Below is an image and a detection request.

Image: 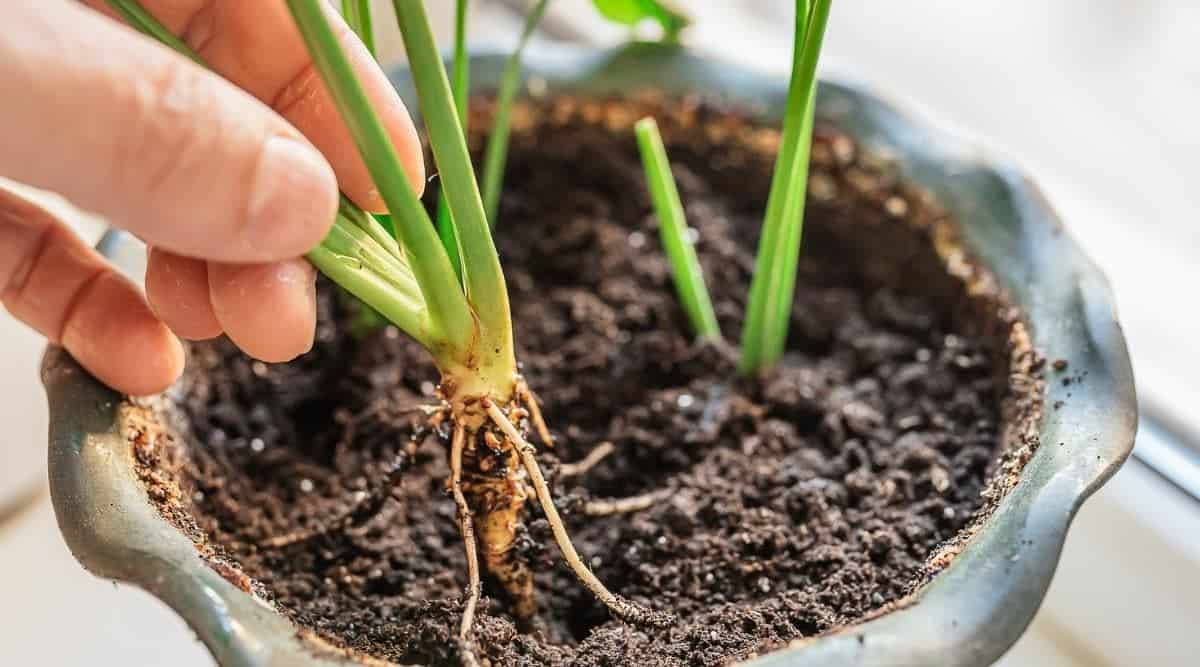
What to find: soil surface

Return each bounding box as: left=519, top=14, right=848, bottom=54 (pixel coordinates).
left=137, top=96, right=1042, bottom=666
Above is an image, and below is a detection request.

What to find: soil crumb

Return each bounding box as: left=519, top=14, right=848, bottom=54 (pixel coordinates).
left=138, top=96, right=1042, bottom=666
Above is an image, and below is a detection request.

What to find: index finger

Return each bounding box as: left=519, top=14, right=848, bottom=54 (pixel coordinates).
left=84, top=0, right=425, bottom=212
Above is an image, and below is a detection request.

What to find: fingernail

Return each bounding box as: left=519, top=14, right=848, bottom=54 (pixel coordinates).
left=247, top=136, right=337, bottom=257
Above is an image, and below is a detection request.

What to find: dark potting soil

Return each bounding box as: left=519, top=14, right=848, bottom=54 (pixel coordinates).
left=134, top=96, right=1043, bottom=666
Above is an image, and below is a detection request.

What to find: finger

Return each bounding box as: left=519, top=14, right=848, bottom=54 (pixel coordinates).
left=145, top=247, right=223, bottom=340
left=0, top=187, right=182, bottom=396
left=84, top=0, right=425, bottom=210
left=208, top=258, right=317, bottom=363
left=2, top=1, right=338, bottom=263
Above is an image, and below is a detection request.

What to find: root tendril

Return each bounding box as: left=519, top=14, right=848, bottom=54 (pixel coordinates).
left=484, top=399, right=673, bottom=628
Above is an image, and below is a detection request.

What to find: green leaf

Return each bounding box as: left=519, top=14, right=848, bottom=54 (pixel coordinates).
left=591, top=0, right=690, bottom=42
left=435, top=0, right=470, bottom=283
left=341, top=0, right=376, bottom=59
left=434, top=188, right=464, bottom=284
left=481, top=0, right=551, bottom=226
left=104, top=0, right=203, bottom=63
left=634, top=118, right=720, bottom=340
left=371, top=212, right=396, bottom=239
left=739, top=0, right=831, bottom=374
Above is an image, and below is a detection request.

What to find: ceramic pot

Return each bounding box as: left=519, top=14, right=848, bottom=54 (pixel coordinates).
left=43, top=45, right=1136, bottom=667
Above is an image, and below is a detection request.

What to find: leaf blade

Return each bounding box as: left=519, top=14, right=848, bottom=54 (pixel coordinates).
left=341, top=0, right=376, bottom=58
left=435, top=0, right=471, bottom=282
left=104, top=0, right=203, bottom=63
left=738, top=0, right=831, bottom=374
left=635, top=118, right=720, bottom=340
left=481, top=0, right=551, bottom=226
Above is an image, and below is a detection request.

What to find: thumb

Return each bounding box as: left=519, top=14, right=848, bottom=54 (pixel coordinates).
left=0, top=0, right=338, bottom=263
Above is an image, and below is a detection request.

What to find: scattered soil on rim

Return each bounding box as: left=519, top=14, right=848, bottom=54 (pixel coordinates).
left=133, top=96, right=1043, bottom=666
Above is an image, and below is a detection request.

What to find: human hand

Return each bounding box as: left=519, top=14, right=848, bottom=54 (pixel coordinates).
left=0, top=0, right=425, bottom=395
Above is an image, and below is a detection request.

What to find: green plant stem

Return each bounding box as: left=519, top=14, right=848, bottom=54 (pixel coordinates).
left=480, top=0, right=551, bottom=226
left=341, top=0, right=376, bottom=58
left=449, top=0, right=471, bottom=123
left=339, top=196, right=398, bottom=255
left=738, top=0, right=830, bottom=374
left=391, top=0, right=514, bottom=380
left=288, top=0, right=474, bottom=354
left=435, top=0, right=471, bottom=283
left=634, top=118, right=720, bottom=340
left=338, top=3, right=398, bottom=250
left=371, top=212, right=397, bottom=239
left=103, top=0, right=202, bottom=63
left=312, top=211, right=431, bottom=346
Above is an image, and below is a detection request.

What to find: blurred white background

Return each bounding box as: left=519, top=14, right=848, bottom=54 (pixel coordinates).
left=2, top=1, right=1198, bottom=665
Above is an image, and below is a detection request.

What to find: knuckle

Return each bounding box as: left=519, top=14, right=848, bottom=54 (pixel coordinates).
left=56, top=268, right=108, bottom=344
left=273, top=18, right=354, bottom=116
left=0, top=220, right=104, bottom=342
left=0, top=215, right=54, bottom=308
left=271, top=62, right=321, bottom=119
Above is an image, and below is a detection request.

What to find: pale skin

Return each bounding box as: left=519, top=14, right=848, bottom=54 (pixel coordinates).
left=0, top=0, right=427, bottom=395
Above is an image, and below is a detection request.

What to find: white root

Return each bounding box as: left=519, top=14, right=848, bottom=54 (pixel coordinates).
left=516, top=377, right=554, bottom=447
left=449, top=423, right=482, bottom=651
left=583, top=488, right=674, bottom=516
left=449, top=424, right=481, bottom=639
left=484, top=400, right=671, bottom=627
left=558, top=441, right=616, bottom=478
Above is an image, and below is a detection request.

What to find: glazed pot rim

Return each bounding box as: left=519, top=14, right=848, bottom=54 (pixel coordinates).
left=42, top=43, right=1136, bottom=667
